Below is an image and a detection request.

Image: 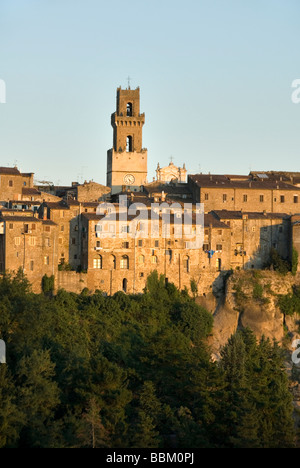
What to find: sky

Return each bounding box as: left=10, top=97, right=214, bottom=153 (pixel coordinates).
left=0, top=0, right=300, bottom=186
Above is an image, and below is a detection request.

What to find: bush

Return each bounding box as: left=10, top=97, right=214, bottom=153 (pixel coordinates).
left=41, top=275, right=55, bottom=294
left=268, top=248, right=290, bottom=275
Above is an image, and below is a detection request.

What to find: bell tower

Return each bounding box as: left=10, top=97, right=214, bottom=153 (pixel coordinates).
left=107, top=86, right=148, bottom=194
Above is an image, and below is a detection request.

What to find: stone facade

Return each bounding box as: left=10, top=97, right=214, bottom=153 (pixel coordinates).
left=156, top=161, right=187, bottom=183
left=0, top=209, right=58, bottom=292
left=0, top=167, right=34, bottom=202
left=188, top=174, right=300, bottom=214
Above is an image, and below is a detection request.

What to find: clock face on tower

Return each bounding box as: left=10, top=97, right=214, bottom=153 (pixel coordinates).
left=124, top=174, right=135, bottom=185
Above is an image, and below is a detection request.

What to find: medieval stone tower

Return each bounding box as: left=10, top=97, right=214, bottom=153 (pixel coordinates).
left=106, top=86, right=148, bottom=194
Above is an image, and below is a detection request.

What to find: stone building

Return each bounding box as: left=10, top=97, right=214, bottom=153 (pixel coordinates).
left=107, top=87, right=148, bottom=194
left=155, top=161, right=187, bottom=183
left=79, top=200, right=232, bottom=295
left=0, top=167, right=34, bottom=202
left=188, top=173, right=300, bottom=214
left=0, top=209, right=58, bottom=291
left=211, top=210, right=290, bottom=270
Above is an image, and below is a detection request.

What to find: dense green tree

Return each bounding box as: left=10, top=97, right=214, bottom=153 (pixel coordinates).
left=0, top=271, right=296, bottom=448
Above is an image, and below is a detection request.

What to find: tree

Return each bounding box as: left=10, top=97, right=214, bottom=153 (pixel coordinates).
left=16, top=350, right=60, bottom=447
left=77, top=398, right=109, bottom=448
left=219, top=329, right=295, bottom=448
left=0, top=366, right=23, bottom=448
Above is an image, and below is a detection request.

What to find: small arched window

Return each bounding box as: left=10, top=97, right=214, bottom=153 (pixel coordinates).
left=93, top=255, right=102, bottom=269
left=126, top=136, right=133, bottom=152
left=183, top=255, right=190, bottom=273
left=120, top=255, right=129, bottom=269
left=138, top=255, right=145, bottom=264
left=126, top=102, right=133, bottom=116
left=122, top=278, right=128, bottom=293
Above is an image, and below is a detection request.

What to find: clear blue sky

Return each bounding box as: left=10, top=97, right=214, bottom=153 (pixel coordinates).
left=0, top=0, right=300, bottom=186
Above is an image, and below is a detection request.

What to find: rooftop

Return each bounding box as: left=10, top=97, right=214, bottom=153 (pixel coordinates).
left=189, top=174, right=300, bottom=191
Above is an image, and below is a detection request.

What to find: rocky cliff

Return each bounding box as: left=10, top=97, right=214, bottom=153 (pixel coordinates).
left=197, top=269, right=300, bottom=435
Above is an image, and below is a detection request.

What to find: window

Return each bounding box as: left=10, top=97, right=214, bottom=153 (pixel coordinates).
left=122, top=241, right=129, bottom=249
left=279, top=226, right=283, bottom=233
left=217, top=230, right=222, bottom=235
left=126, top=102, right=133, bottom=116
left=294, top=196, right=298, bottom=204
left=72, top=238, right=76, bottom=245
left=252, top=226, right=256, bottom=232
left=14, top=237, right=20, bottom=246
left=31, top=224, right=36, bottom=231
left=138, top=255, right=145, bottom=264
left=30, top=260, right=34, bottom=271
left=9, top=223, right=13, bottom=230
left=126, top=135, right=133, bottom=152
left=24, top=224, right=29, bottom=233
left=45, top=226, right=50, bottom=232
left=204, top=229, right=209, bottom=236
left=120, top=255, right=129, bottom=269
left=58, top=237, right=63, bottom=245
left=204, top=193, right=209, bottom=201
left=183, top=256, right=189, bottom=273
left=8, top=180, right=13, bottom=187
left=96, top=240, right=101, bottom=248
left=260, top=195, right=264, bottom=202
left=44, top=256, right=49, bottom=265
left=155, top=240, right=159, bottom=248
left=61, top=225, right=64, bottom=232
left=151, top=255, right=158, bottom=264
left=166, top=249, right=172, bottom=263
left=121, top=225, right=129, bottom=233
left=203, top=243, right=209, bottom=251
left=29, top=237, right=36, bottom=246
left=93, top=256, right=102, bottom=269
left=45, top=238, right=50, bottom=247
left=138, top=239, right=143, bottom=247
left=243, top=195, right=248, bottom=202
left=216, top=244, right=222, bottom=251
left=280, top=195, right=285, bottom=203
left=223, top=194, right=227, bottom=202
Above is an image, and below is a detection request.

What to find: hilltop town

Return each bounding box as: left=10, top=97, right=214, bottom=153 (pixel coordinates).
left=1, top=86, right=300, bottom=295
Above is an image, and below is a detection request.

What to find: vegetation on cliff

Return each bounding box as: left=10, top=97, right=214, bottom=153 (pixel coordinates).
left=0, top=270, right=296, bottom=448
